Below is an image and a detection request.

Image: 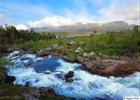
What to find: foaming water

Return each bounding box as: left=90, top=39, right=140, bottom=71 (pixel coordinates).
left=5, top=51, right=140, bottom=100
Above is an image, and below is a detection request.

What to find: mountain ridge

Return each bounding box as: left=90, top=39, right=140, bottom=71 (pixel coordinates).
left=30, top=21, right=134, bottom=32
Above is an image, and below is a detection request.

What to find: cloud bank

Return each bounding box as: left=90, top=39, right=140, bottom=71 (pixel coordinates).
left=0, top=0, right=139, bottom=30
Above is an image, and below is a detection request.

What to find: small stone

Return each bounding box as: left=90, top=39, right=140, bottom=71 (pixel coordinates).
left=75, top=47, right=83, bottom=53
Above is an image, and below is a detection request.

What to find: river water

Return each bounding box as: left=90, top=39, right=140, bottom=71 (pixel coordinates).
left=4, top=51, right=140, bottom=100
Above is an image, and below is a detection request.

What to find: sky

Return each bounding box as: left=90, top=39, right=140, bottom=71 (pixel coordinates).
left=0, top=0, right=139, bottom=29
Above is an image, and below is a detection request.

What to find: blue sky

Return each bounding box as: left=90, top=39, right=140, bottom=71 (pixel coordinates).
left=0, top=0, right=139, bottom=29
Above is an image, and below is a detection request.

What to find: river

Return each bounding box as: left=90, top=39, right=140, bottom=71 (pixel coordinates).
left=4, top=51, right=140, bottom=100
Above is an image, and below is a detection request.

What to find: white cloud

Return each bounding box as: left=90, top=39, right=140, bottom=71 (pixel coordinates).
left=28, top=16, right=74, bottom=27
left=14, top=0, right=140, bottom=30
left=98, top=0, right=140, bottom=24
left=15, top=15, right=98, bottom=30
left=15, top=24, right=29, bottom=30
left=15, top=16, right=74, bottom=30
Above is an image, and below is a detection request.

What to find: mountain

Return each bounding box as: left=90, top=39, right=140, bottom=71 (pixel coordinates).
left=30, top=21, right=133, bottom=33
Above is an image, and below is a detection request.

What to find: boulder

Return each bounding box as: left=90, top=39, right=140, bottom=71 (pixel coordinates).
left=46, top=87, right=56, bottom=94
left=37, top=48, right=50, bottom=57
left=65, top=71, right=74, bottom=79
left=4, top=76, right=15, bottom=84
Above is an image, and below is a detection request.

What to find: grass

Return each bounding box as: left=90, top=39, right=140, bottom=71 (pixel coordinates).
left=18, top=32, right=128, bottom=57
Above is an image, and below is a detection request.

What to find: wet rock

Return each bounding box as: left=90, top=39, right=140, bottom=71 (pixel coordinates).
left=0, top=45, right=15, bottom=53
left=12, top=52, right=21, bottom=57
left=34, top=58, right=60, bottom=73
left=55, top=73, right=65, bottom=80
left=25, top=81, right=32, bottom=87
left=84, top=62, right=93, bottom=70
left=44, top=71, right=51, bottom=74
left=4, top=76, right=15, bottom=84
left=20, top=57, right=29, bottom=61
left=20, top=50, right=27, bottom=54
left=24, top=62, right=32, bottom=67
left=63, top=56, right=77, bottom=63
left=65, top=71, right=74, bottom=83
left=112, top=63, right=140, bottom=76
left=46, top=87, right=56, bottom=94
left=66, top=78, right=73, bottom=83
left=40, top=87, right=56, bottom=95
left=65, top=71, right=74, bottom=79
left=37, top=48, right=50, bottom=57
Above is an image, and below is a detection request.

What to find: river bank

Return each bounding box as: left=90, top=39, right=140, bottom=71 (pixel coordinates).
left=2, top=50, right=140, bottom=100
left=36, top=47, right=140, bottom=77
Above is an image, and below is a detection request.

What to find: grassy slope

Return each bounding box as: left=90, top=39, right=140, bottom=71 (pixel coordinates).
left=19, top=31, right=139, bottom=56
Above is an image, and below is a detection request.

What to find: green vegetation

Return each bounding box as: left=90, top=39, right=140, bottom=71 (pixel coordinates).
left=0, top=25, right=140, bottom=57
left=17, top=26, right=140, bottom=56
left=0, top=25, right=56, bottom=44
left=0, top=84, right=28, bottom=100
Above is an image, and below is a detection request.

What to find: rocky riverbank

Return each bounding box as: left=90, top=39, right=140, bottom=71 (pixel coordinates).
left=0, top=47, right=75, bottom=100
left=1, top=44, right=140, bottom=77
left=37, top=48, right=140, bottom=77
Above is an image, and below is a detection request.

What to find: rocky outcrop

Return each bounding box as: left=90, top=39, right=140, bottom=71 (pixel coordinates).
left=37, top=47, right=140, bottom=77
left=37, top=48, right=65, bottom=57
left=0, top=45, right=15, bottom=53
left=4, top=76, right=16, bottom=84
left=77, top=55, right=140, bottom=77
left=0, top=67, right=15, bottom=85
left=65, top=71, right=74, bottom=82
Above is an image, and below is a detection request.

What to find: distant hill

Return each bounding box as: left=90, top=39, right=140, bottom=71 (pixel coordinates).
left=30, top=21, right=133, bottom=33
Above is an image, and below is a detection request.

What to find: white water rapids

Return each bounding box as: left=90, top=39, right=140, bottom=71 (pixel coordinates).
left=4, top=51, right=140, bottom=100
